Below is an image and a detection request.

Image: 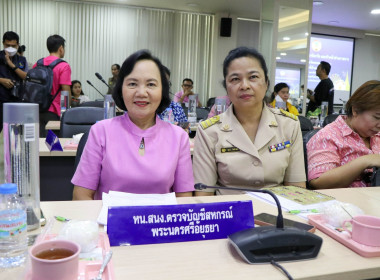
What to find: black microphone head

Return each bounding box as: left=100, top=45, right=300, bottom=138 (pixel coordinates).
left=86, top=80, right=93, bottom=86
left=194, top=183, right=207, bottom=190
left=95, top=72, right=103, bottom=80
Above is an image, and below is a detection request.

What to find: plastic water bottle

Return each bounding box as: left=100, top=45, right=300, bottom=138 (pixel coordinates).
left=163, top=108, right=174, bottom=123
left=0, top=183, right=27, bottom=268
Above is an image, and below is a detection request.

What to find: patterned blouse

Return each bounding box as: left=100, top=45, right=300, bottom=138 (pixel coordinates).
left=158, top=101, right=188, bottom=123
left=307, top=115, right=380, bottom=187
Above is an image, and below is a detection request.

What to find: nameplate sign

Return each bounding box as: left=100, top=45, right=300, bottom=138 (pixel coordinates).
left=107, top=201, right=254, bottom=246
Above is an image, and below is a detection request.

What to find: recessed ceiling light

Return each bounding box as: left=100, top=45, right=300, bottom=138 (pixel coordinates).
left=300, top=59, right=306, bottom=63
left=276, top=57, right=281, bottom=60
left=305, top=32, right=309, bottom=36
left=313, top=1, right=324, bottom=6
left=283, top=37, right=290, bottom=41
left=371, top=9, right=380, bottom=14
left=280, top=53, right=287, bottom=56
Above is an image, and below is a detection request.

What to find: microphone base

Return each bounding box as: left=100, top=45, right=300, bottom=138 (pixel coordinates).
left=228, top=226, right=322, bottom=264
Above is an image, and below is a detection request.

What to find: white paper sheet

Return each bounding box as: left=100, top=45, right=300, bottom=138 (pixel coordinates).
left=97, top=191, right=178, bottom=225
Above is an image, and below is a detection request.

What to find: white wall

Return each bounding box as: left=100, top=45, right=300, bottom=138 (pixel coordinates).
left=352, top=34, right=380, bottom=92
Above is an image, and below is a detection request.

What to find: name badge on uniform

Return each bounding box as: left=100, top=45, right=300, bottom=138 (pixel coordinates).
left=221, top=147, right=240, bottom=153
left=268, top=140, right=292, bottom=153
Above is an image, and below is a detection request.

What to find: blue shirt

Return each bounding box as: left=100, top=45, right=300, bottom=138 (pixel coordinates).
left=159, top=101, right=188, bottom=123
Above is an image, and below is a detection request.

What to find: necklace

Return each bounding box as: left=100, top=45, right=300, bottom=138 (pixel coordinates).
left=139, top=137, right=145, bottom=156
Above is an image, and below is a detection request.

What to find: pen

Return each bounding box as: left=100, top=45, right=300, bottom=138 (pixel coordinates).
left=54, top=215, right=70, bottom=222
left=288, top=209, right=318, bottom=214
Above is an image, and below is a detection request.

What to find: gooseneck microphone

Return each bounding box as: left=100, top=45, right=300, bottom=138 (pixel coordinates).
left=195, top=183, right=284, bottom=228
left=194, top=183, right=322, bottom=264
left=86, top=80, right=105, bottom=98
left=95, top=72, right=111, bottom=89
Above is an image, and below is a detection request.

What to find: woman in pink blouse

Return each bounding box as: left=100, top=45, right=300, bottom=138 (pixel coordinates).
left=307, top=80, right=380, bottom=189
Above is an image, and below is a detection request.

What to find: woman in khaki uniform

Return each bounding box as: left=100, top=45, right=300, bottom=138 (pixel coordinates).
left=193, top=47, right=306, bottom=195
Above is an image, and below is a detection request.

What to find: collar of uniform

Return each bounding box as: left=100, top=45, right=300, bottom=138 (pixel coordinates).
left=254, top=105, right=276, bottom=150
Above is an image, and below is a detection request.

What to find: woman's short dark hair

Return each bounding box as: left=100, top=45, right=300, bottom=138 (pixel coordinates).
left=112, top=64, right=120, bottom=70
left=346, top=80, right=380, bottom=117
left=222, top=47, right=269, bottom=89
left=112, top=49, right=170, bottom=115
left=70, top=80, right=84, bottom=95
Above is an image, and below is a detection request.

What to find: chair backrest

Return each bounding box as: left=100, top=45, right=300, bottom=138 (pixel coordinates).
left=59, top=107, right=104, bottom=138
left=74, top=130, right=90, bottom=170
left=298, top=116, right=314, bottom=135
left=79, top=100, right=104, bottom=108
left=196, top=107, right=210, bottom=121
left=303, top=129, right=319, bottom=188
left=206, top=97, right=216, bottom=109
left=371, top=167, right=380, bottom=187
left=322, top=114, right=341, bottom=127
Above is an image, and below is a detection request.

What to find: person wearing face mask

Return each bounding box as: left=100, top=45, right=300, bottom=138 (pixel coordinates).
left=0, top=31, right=28, bottom=132
left=269, top=82, right=299, bottom=116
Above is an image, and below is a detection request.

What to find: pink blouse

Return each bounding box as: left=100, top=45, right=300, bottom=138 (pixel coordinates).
left=307, top=115, right=380, bottom=188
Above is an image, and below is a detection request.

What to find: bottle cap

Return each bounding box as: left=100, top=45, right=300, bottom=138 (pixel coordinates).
left=3, top=103, right=39, bottom=124
left=0, top=183, right=18, bottom=194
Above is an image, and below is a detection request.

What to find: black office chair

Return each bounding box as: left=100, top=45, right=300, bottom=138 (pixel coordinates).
left=322, top=114, right=341, bottom=127
left=60, top=107, right=104, bottom=138
left=79, top=100, right=104, bottom=108
left=196, top=107, right=210, bottom=121
left=206, top=97, right=216, bottom=109
left=74, top=130, right=90, bottom=170
left=371, top=167, right=380, bottom=186
left=303, top=129, right=319, bottom=189
left=298, top=116, right=314, bottom=136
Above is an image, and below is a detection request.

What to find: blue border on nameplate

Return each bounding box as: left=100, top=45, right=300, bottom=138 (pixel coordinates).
left=107, top=201, right=254, bottom=246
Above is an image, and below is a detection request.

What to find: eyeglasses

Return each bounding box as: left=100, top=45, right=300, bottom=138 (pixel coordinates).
left=182, top=84, right=193, bottom=88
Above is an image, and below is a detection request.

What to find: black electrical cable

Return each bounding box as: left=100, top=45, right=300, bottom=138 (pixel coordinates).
left=270, top=260, right=293, bottom=280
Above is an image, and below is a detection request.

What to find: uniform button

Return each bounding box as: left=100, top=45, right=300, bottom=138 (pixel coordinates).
left=253, top=161, right=259, bottom=166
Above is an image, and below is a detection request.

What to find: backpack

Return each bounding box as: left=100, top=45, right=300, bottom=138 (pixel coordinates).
left=23, top=58, right=65, bottom=112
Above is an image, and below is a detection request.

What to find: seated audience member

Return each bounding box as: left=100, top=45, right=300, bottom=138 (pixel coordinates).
left=107, top=63, right=120, bottom=95
left=307, top=80, right=380, bottom=189
left=269, top=82, right=299, bottom=116
left=207, top=95, right=231, bottom=118
left=174, top=78, right=202, bottom=107
left=70, top=80, right=90, bottom=107
left=159, top=66, right=188, bottom=124
left=72, top=50, right=194, bottom=200
left=193, top=47, right=306, bottom=196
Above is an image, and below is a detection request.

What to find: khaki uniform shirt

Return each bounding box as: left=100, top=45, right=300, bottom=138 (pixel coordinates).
left=193, top=104, right=306, bottom=194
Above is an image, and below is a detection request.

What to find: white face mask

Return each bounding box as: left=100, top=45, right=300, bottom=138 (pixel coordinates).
left=4, top=47, right=17, bottom=57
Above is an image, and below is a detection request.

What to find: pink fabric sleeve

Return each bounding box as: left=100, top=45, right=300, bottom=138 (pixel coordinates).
left=172, top=130, right=195, bottom=193
left=307, top=131, right=341, bottom=181
left=58, top=63, right=72, bottom=85
left=173, top=91, right=182, bottom=103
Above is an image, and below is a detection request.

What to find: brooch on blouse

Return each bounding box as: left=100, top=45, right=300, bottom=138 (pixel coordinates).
left=268, top=140, right=292, bottom=153
left=139, top=137, right=145, bottom=156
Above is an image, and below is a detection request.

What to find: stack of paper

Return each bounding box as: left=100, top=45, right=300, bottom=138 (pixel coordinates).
left=97, top=191, right=178, bottom=225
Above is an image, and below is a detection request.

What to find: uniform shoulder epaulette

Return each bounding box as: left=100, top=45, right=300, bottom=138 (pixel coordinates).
left=200, top=115, right=220, bottom=130
left=279, top=108, right=298, bottom=121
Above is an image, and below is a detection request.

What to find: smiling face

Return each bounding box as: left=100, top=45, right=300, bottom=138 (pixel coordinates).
left=225, top=56, right=268, bottom=111
left=111, top=65, right=119, bottom=78
left=122, top=59, right=162, bottom=128
left=351, top=109, right=380, bottom=138
left=277, top=87, right=290, bottom=102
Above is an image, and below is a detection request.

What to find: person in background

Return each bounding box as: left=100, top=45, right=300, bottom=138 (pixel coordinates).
left=72, top=49, right=194, bottom=200
left=193, top=47, right=306, bottom=196
left=207, top=95, right=231, bottom=118
left=36, top=34, right=71, bottom=137
left=17, top=45, right=28, bottom=71
left=174, top=78, right=202, bottom=107
left=70, top=80, right=90, bottom=107
left=0, top=31, right=28, bottom=133
left=269, top=82, right=299, bottom=116
left=307, top=80, right=380, bottom=189
left=159, top=66, right=188, bottom=124
left=107, top=63, right=120, bottom=95
left=306, top=61, right=334, bottom=115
